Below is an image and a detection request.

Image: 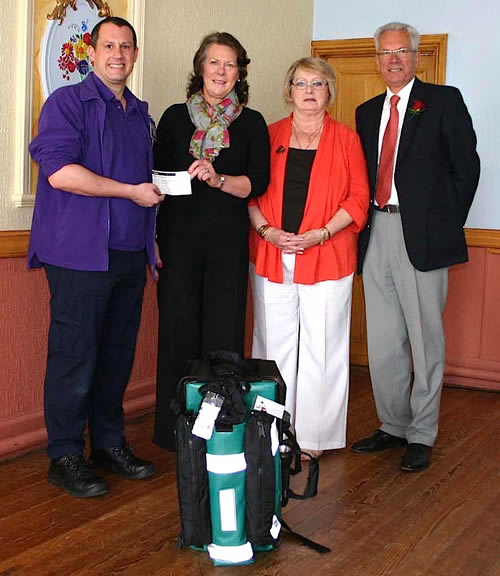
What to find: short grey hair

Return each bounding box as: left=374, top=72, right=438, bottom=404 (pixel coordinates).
left=374, top=22, right=420, bottom=52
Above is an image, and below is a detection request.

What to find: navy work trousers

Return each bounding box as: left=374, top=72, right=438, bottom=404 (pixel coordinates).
left=43, top=250, right=146, bottom=460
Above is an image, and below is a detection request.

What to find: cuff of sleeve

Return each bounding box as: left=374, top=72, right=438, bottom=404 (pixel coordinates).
left=39, top=157, right=75, bottom=180
left=340, top=200, right=367, bottom=232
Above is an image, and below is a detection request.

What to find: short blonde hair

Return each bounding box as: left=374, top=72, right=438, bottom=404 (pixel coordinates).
left=283, top=57, right=336, bottom=107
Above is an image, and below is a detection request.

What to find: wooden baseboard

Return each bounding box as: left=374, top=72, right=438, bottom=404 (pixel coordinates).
left=2, top=228, right=498, bottom=260
left=0, top=230, right=30, bottom=259
left=444, top=374, right=500, bottom=392
left=465, top=228, right=500, bottom=249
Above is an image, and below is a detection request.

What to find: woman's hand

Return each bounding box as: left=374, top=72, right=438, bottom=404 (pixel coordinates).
left=270, top=228, right=328, bottom=253
left=266, top=228, right=304, bottom=254
left=188, top=159, right=221, bottom=188
left=295, top=229, right=325, bottom=250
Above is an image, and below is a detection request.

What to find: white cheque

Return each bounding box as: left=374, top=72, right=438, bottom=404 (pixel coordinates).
left=152, top=170, right=192, bottom=196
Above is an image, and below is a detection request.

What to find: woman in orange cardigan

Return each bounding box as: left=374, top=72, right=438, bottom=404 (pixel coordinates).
left=249, top=57, right=369, bottom=458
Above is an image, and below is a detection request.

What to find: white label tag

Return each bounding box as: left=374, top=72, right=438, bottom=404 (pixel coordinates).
left=270, top=514, right=281, bottom=540
left=192, top=392, right=224, bottom=440
left=254, top=395, right=285, bottom=420
left=219, top=489, right=237, bottom=532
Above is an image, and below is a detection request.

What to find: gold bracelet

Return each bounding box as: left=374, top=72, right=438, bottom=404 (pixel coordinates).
left=257, top=224, right=271, bottom=238
left=319, top=227, right=327, bottom=246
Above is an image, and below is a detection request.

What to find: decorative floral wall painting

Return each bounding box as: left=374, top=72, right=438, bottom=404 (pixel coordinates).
left=40, top=1, right=106, bottom=98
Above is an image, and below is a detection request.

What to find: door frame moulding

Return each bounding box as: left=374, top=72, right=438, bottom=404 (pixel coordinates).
left=311, top=35, right=448, bottom=86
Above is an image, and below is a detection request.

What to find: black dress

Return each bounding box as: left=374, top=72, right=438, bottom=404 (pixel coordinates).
left=153, top=103, right=270, bottom=450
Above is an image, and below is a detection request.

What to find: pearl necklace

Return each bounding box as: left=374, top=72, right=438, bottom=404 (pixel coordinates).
left=292, top=120, right=324, bottom=150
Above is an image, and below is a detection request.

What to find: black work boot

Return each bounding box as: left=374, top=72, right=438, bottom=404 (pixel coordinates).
left=48, top=453, right=109, bottom=498
left=90, top=444, right=155, bottom=479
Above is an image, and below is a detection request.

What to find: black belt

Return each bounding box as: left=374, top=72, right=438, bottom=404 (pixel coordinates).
left=374, top=204, right=401, bottom=213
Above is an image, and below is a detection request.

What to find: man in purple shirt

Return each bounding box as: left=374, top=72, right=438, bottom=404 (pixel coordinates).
left=29, top=17, right=164, bottom=498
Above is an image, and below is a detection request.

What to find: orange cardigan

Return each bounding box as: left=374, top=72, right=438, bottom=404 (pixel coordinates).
left=249, top=114, right=369, bottom=284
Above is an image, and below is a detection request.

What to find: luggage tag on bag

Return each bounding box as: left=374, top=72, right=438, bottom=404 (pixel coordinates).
left=192, top=391, right=224, bottom=440
left=254, top=395, right=287, bottom=420
left=270, top=514, right=282, bottom=540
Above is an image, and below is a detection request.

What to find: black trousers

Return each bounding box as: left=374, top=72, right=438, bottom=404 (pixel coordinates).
left=44, top=250, right=146, bottom=460
left=153, top=223, right=249, bottom=451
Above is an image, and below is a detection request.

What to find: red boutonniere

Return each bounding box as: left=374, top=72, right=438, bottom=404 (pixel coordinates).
left=408, top=99, right=426, bottom=117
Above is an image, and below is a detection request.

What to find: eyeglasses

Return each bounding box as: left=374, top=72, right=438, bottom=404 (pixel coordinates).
left=290, top=79, right=328, bottom=90
left=376, top=48, right=416, bottom=58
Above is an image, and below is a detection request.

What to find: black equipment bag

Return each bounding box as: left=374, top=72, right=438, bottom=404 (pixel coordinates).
left=175, top=412, right=211, bottom=548
left=174, top=351, right=329, bottom=562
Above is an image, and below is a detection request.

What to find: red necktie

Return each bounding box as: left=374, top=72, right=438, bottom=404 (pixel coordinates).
left=376, top=94, right=400, bottom=208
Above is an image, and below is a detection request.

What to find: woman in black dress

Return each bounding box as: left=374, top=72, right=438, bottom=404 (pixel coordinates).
left=153, top=32, right=270, bottom=450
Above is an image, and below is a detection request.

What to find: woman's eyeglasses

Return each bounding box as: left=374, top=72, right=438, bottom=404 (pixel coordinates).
left=291, top=79, right=328, bottom=90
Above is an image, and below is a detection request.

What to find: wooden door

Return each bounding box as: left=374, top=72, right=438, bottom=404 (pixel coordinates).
left=311, top=35, right=448, bottom=365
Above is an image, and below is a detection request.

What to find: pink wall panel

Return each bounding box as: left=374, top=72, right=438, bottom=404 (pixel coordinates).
left=444, top=246, right=500, bottom=390
left=444, top=247, right=485, bottom=361
left=481, top=251, right=500, bottom=361
left=0, top=258, right=158, bottom=458
left=0, top=261, right=48, bottom=419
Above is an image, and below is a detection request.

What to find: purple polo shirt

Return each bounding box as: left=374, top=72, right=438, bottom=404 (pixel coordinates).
left=28, top=73, right=155, bottom=271
left=94, top=76, right=149, bottom=251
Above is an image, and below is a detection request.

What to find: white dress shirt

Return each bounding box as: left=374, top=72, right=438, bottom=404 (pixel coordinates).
left=377, top=78, right=415, bottom=206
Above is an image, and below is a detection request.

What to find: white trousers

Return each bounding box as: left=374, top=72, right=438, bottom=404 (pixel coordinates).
left=250, top=254, right=353, bottom=450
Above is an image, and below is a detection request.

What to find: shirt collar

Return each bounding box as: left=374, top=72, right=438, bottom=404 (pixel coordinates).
left=386, top=77, right=415, bottom=104
left=91, top=73, right=136, bottom=110
left=91, top=73, right=116, bottom=102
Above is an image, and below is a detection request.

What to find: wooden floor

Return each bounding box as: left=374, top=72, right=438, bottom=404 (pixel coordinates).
left=1, top=367, right=499, bottom=576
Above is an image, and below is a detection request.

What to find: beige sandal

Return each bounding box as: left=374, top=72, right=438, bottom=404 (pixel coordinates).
left=301, top=449, right=323, bottom=461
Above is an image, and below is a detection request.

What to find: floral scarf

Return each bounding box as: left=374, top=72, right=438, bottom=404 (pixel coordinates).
left=186, top=90, right=242, bottom=161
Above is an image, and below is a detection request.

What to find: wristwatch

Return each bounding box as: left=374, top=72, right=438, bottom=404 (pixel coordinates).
left=218, top=175, right=226, bottom=189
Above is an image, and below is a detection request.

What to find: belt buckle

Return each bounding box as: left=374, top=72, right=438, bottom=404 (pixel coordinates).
left=377, top=204, right=399, bottom=213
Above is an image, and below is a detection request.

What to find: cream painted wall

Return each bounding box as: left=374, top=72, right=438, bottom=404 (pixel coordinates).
left=0, top=1, right=32, bottom=231
left=0, top=0, right=313, bottom=232
left=143, top=0, right=314, bottom=125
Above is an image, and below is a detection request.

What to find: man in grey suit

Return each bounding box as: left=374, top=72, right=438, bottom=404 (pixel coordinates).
left=352, top=22, right=480, bottom=471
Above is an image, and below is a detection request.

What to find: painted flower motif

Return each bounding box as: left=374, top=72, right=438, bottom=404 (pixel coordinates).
left=57, top=20, right=93, bottom=83
left=75, top=39, right=88, bottom=60
left=62, top=42, right=74, bottom=57
left=77, top=59, right=90, bottom=75
left=408, top=99, right=426, bottom=117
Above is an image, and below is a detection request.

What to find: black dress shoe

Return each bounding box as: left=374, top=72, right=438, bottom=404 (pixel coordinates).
left=351, top=429, right=408, bottom=453
left=400, top=443, right=432, bottom=472
left=90, top=444, right=155, bottom=479
left=48, top=453, right=109, bottom=498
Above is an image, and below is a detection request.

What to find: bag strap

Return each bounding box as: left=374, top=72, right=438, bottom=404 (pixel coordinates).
left=279, top=425, right=328, bottom=554
left=280, top=518, right=331, bottom=554
left=288, top=456, right=319, bottom=500
left=280, top=426, right=320, bottom=502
